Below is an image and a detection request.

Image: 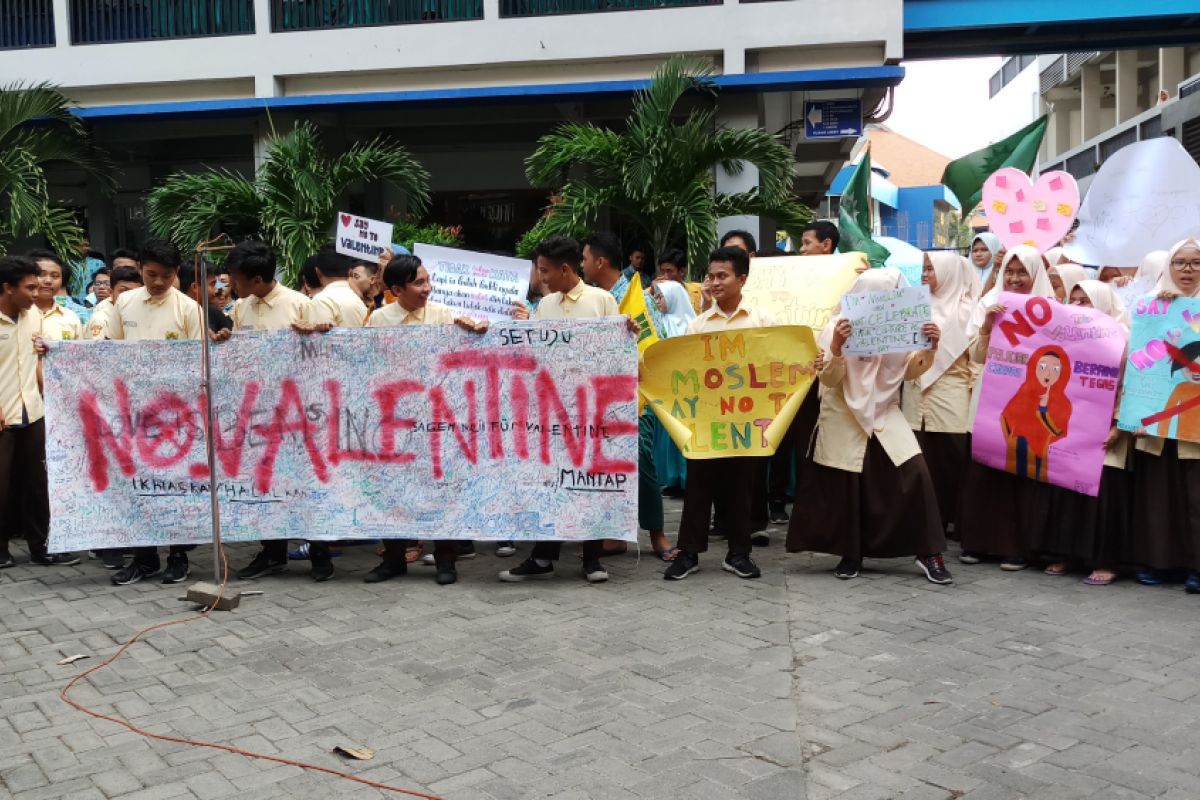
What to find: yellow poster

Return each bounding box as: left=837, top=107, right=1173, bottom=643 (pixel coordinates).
left=640, top=326, right=819, bottom=459
left=741, top=253, right=866, bottom=331
left=618, top=273, right=659, bottom=354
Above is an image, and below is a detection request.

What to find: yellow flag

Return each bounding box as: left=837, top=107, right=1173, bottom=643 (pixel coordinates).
left=639, top=326, right=819, bottom=459
left=619, top=273, right=659, bottom=354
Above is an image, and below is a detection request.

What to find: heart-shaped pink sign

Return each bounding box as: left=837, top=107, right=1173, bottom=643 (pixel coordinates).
left=339, top=213, right=352, bottom=227
left=981, top=168, right=1080, bottom=253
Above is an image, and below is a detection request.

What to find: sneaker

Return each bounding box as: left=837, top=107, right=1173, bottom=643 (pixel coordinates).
left=916, top=555, right=953, bottom=585
left=958, top=552, right=982, bottom=565
left=420, top=552, right=435, bottom=566
left=1137, top=568, right=1188, bottom=586
left=435, top=560, right=458, bottom=586
left=664, top=551, right=700, bottom=581
left=581, top=558, right=608, bottom=584
left=999, top=559, right=1028, bottom=572
left=495, top=541, right=517, bottom=557
left=310, top=557, right=335, bottom=582
left=499, top=557, right=554, bottom=582
left=363, top=560, right=406, bottom=583
left=768, top=502, right=790, bottom=524
left=288, top=543, right=310, bottom=560
left=834, top=557, right=861, bottom=579
left=112, top=561, right=158, bottom=586
left=1185, top=572, right=1200, bottom=594
left=99, top=550, right=126, bottom=570
left=161, top=555, right=190, bottom=584
left=237, top=551, right=287, bottom=580
left=31, top=553, right=81, bottom=566
left=723, top=553, right=761, bottom=579
left=0, top=552, right=14, bottom=569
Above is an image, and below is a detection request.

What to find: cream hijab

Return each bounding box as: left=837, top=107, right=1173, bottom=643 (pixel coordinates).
left=1075, top=279, right=1131, bottom=332
left=1135, top=250, right=1169, bottom=284
left=921, top=252, right=979, bottom=390
left=1050, top=262, right=1089, bottom=301
left=822, top=268, right=911, bottom=435
left=967, top=245, right=1054, bottom=339
left=1154, top=238, right=1200, bottom=297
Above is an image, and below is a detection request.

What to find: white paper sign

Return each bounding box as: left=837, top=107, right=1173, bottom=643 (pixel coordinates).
left=415, top=244, right=533, bottom=322
left=1064, top=138, right=1200, bottom=268
left=335, top=212, right=394, bottom=260
left=1114, top=276, right=1156, bottom=310
left=842, top=285, right=932, bottom=356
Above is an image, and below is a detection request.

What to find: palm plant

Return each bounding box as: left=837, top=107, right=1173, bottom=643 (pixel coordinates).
left=147, top=121, right=430, bottom=286
left=526, top=56, right=812, bottom=276
left=0, top=83, right=114, bottom=258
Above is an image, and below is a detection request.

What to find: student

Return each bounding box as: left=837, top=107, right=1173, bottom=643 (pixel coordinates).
left=720, top=229, right=757, bottom=256
left=28, top=251, right=84, bottom=341
left=106, top=240, right=204, bottom=586
left=1048, top=262, right=1088, bottom=302
left=348, top=259, right=384, bottom=311
left=901, top=253, right=980, bottom=537
left=958, top=245, right=1055, bottom=570
left=787, top=268, right=951, bottom=584
left=0, top=256, right=80, bottom=571
left=664, top=246, right=776, bottom=582
left=1135, top=250, right=1169, bottom=286
left=86, top=267, right=141, bottom=340
left=1131, top=238, right=1200, bottom=593
left=499, top=236, right=626, bottom=584
left=798, top=221, right=840, bottom=256
left=308, top=250, right=369, bottom=328
left=363, top=255, right=489, bottom=586
left=623, top=245, right=647, bottom=280
left=177, top=261, right=233, bottom=333
left=969, top=233, right=1003, bottom=289
left=108, top=248, right=140, bottom=272
left=86, top=268, right=111, bottom=308
left=299, top=257, right=323, bottom=298
left=655, top=249, right=702, bottom=313
left=649, top=280, right=695, bottom=502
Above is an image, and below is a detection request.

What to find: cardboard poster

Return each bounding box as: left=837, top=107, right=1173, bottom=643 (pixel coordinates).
left=841, top=285, right=932, bottom=356
left=414, top=244, right=533, bottom=322
left=1117, top=296, right=1200, bottom=442
left=741, top=253, right=865, bottom=331
left=335, top=212, right=394, bottom=260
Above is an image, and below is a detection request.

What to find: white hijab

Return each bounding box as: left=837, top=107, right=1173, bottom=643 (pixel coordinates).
left=1154, top=238, right=1200, bottom=297
left=921, top=252, right=979, bottom=390
left=655, top=280, right=695, bottom=338
left=967, top=245, right=1054, bottom=339
left=1136, top=250, right=1169, bottom=284
left=822, top=268, right=910, bottom=435
left=1074, top=279, right=1130, bottom=332
left=1050, top=262, right=1089, bottom=301
left=1044, top=246, right=1066, bottom=266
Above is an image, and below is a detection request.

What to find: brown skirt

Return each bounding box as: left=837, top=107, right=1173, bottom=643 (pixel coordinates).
left=1029, top=466, right=1132, bottom=568
left=958, top=460, right=1040, bottom=559
left=787, top=437, right=946, bottom=560
left=1131, top=443, right=1200, bottom=571
left=915, top=430, right=968, bottom=533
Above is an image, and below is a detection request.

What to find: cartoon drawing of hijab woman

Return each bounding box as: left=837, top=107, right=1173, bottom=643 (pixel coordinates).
left=1001, top=345, right=1073, bottom=481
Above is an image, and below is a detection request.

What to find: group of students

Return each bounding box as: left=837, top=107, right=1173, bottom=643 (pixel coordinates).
left=2, top=225, right=1199, bottom=595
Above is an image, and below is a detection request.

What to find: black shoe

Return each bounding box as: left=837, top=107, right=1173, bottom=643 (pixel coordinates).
left=834, top=557, right=861, bottom=579
left=751, top=532, right=770, bottom=547
left=723, top=553, right=761, bottom=579
left=768, top=503, right=790, bottom=524
left=498, top=557, right=554, bottom=582
left=915, top=555, right=953, bottom=585
left=435, top=560, right=458, bottom=585
left=664, top=551, right=700, bottom=581
left=0, top=551, right=14, bottom=569
left=581, top=558, right=608, bottom=584
left=112, top=561, right=159, bottom=586
left=364, top=560, right=406, bottom=583
left=458, top=542, right=476, bottom=559
left=98, top=550, right=126, bottom=570
left=161, top=555, right=189, bottom=584
left=311, top=557, right=335, bottom=582
left=237, top=551, right=287, bottom=580
left=31, top=552, right=81, bottom=566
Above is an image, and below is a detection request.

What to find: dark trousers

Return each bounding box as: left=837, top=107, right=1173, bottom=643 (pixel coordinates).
left=678, top=457, right=757, bottom=556
left=715, top=458, right=768, bottom=533
left=529, top=540, right=605, bottom=562
left=133, top=544, right=194, bottom=569
left=262, top=540, right=330, bottom=562
left=382, top=539, right=457, bottom=563
left=638, top=413, right=664, bottom=532
left=0, top=419, right=50, bottom=558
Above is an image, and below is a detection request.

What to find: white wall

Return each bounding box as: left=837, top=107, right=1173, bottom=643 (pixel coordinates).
left=985, top=62, right=1040, bottom=143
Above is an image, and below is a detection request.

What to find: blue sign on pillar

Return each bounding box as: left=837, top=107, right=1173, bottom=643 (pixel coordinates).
left=804, top=99, right=864, bottom=139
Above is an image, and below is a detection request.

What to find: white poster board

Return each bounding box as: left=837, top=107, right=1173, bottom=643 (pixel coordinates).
left=415, top=244, right=533, bottom=322
left=334, top=212, right=394, bottom=260
left=841, top=285, right=932, bottom=356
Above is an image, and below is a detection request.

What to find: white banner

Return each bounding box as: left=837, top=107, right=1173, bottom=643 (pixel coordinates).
left=415, top=244, right=533, bottom=322
left=335, top=211, right=395, bottom=260
left=841, top=285, right=932, bottom=356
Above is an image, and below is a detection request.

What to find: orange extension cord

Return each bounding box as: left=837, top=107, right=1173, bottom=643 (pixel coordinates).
left=59, top=546, right=443, bottom=800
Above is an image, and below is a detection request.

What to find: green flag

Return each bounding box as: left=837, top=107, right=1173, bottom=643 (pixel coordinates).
left=837, top=150, right=890, bottom=267
left=941, top=115, right=1049, bottom=210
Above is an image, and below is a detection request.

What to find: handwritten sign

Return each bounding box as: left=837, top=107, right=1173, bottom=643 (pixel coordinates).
left=841, top=285, right=931, bottom=356
left=414, top=244, right=533, bottom=322
left=1114, top=277, right=1156, bottom=310
left=1117, top=296, right=1200, bottom=442
left=335, top=212, right=394, bottom=260
left=639, top=326, right=818, bottom=459
left=43, top=320, right=638, bottom=551
left=742, top=254, right=864, bottom=331
left=972, top=292, right=1127, bottom=495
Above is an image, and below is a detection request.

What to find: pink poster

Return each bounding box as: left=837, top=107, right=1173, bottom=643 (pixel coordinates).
left=971, top=292, right=1127, bottom=496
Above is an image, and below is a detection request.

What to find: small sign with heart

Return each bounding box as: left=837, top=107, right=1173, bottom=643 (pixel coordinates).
left=981, top=168, right=1080, bottom=253
left=334, top=211, right=394, bottom=261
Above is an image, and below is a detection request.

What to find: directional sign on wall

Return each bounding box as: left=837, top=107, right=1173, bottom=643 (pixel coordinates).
left=804, top=99, right=863, bottom=140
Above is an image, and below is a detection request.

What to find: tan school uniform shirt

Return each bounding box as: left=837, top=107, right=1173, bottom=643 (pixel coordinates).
left=39, top=303, right=83, bottom=342
left=901, top=352, right=974, bottom=434
left=367, top=300, right=457, bottom=327
left=85, top=298, right=113, bottom=340
left=310, top=280, right=368, bottom=328
left=815, top=350, right=935, bottom=473
left=232, top=282, right=311, bottom=332
left=108, top=287, right=203, bottom=341
left=0, top=307, right=45, bottom=426
left=685, top=300, right=776, bottom=334
left=534, top=281, right=619, bottom=320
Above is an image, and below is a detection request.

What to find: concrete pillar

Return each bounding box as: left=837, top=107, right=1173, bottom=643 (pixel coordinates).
left=1080, top=64, right=1102, bottom=142
left=1160, top=47, right=1186, bottom=100
left=715, top=95, right=762, bottom=247
left=483, top=0, right=499, bottom=19
left=1115, top=50, right=1139, bottom=124
left=1052, top=102, right=1075, bottom=157
left=51, top=0, right=69, bottom=46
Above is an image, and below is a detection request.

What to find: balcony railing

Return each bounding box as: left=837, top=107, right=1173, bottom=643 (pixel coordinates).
left=272, top=0, right=481, bottom=30
left=70, top=0, right=254, bottom=44
left=1, top=0, right=55, bottom=48
left=500, top=0, right=717, bottom=18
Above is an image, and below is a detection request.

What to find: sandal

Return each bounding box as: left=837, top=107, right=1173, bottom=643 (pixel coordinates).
left=1084, top=570, right=1116, bottom=586
left=1044, top=562, right=1068, bottom=576
left=405, top=546, right=422, bottom=563
left=654, top=548, right=681, bottom=562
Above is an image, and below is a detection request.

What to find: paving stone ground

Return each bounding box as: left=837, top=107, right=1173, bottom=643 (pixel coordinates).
left=1, top=498, right=1197, bottom=799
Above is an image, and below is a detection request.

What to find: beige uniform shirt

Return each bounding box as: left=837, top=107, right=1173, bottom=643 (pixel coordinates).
left=0, top=307, right=45, bottom=426
left=368, top=300, right=456, bottom=327
left=686, top=300, right=776, bottom=334
left=232, top=282, right=311, bottom=331
left=901, top=352, right=974, bottom=434
left=814, top=351, right=935, bottom=473
left=534, top=281, right=619, bottom=320
left=108, top=287, right=203, bottom=341
left=86, top=298, right=114, bottom=340
left=39, top=304, right=83, bottom=342
left=310, top=280, right=368, bottom=328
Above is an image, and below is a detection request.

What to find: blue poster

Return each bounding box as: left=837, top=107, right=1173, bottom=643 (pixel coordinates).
left=1117, top=295, right=1200, bottom=442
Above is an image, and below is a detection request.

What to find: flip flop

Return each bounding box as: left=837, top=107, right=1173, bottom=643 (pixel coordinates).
left=654, top=548, right=681, bottom=562
left=1044, top=563, right=1068, bottom=576
left=1084, top=571, right=1116, bottom=586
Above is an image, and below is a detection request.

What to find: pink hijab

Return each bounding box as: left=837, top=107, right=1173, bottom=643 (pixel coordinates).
left=921, top=252, right=978, bottom=390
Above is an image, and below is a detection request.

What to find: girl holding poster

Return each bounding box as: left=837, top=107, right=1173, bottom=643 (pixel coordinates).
left=1131, top=238, right=1200, bottom=593
left=788, top=268, right=953, bottom=586
left=958, top=246, right=1055, bottom=570
left=1048, top=263, right=1088, bottom=303
left=901, top=252, right=979, bottom=536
